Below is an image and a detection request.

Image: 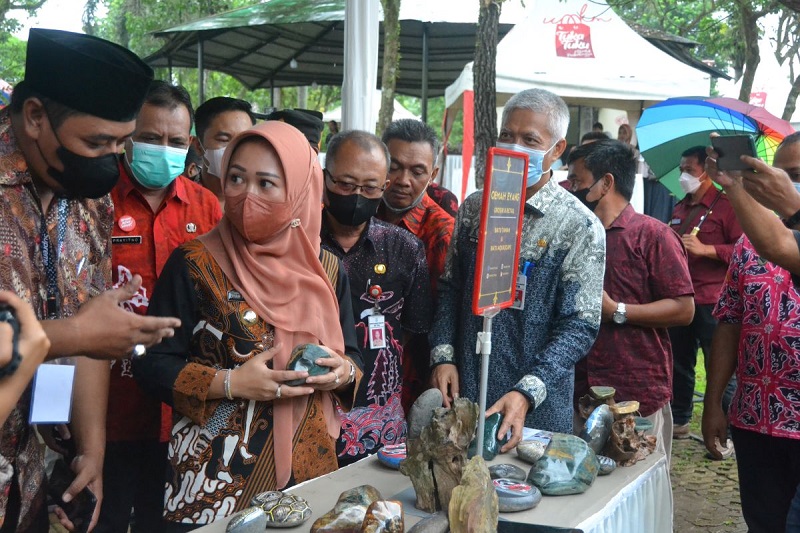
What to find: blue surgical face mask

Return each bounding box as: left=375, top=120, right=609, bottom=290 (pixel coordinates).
left=496, top=141, right=558, bottom=187
left=793, top=182, right=800, bottom=195
left=129, top=141, right=188, bottom=189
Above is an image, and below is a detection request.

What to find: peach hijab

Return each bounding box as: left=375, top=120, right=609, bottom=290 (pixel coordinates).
left=198, top=121, right=344, bottom=489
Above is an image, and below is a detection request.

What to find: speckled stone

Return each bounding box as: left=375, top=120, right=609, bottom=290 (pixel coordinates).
left=286, top=344, right=330, bottom=386
left=468, top=412, right=508, bottom=461
left=589, top=386, right=616, bottom=401
left=226, top=507, right=267, bottom=533
left=408, top=388, right=444, bottom=439
left=311, top=485, right=382, bottom=532
left=377, top=443, right=406, bottom=469
left=407, top=512, right=449, bottom=533
left=527, top=433, right=600, bottom=496
left=493, top=478, right=542, bottom=512
left=488, top=464, right=527, bottom=482
left=249, top=491, right=312, bottom=528
left=597, top=455, right=617, bottom=476
left=361, top=500, right=404, bottom=532
left=516, top=439, right=548, bottom=464
left=579, top=404, right=614, bottom=455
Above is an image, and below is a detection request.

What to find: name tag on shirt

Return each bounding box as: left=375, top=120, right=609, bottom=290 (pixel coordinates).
left=29, top=364, right=75, bottom=424
left=510, top=273, right=527, bottom=310
left=112, top=236, right=142, bottom=245
left=670, top=218, right=681, bottom=226
left=368, top=314, right=386, bottom=349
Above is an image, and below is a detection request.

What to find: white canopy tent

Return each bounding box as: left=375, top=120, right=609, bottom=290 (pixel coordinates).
left=443, top=0, right=712, bottom=200
left=323, top=92, right=420, bottom=124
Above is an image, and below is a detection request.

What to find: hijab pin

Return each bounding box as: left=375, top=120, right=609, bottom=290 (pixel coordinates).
left=186, top=223, right=197, bottom=233
left=290, top=219, right=301, bottom=228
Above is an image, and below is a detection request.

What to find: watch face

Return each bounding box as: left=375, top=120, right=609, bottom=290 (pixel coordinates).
left=613, top=313, right=625, bottom=324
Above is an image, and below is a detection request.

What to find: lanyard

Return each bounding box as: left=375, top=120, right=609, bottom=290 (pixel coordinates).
left=41, top=198, right=68, bottom=319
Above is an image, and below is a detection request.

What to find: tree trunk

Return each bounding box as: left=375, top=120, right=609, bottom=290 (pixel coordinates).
left=784, top=73, right=800, bottom=121
left=736, top=0, right=761, bottom=103
left=377, top=0, right=401, bottom=137
left=474, top=0, right=503, bottom=189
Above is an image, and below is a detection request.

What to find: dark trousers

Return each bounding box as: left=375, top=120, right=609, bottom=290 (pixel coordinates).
left=94, top=440, right=167, bottom=533
left=787, top=482, right=800, bottom=533
left=669, top=304, right=736, bottom=425
left=731, top=427, right=800, bottom=533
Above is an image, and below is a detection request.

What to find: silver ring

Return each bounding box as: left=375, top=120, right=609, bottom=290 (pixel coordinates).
left=131, top=344, right=146, bottom=358
left=334, top=374, right=340, bottom=385
left=275, top=385, right=282, bottom=399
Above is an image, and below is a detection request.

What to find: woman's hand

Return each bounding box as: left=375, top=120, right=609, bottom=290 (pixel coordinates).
left=230, top=344, right=313, bottom=401
left=304, top=345, right=352, bottom=392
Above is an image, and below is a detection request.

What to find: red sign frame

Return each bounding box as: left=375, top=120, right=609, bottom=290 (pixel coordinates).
left=472, top=147, right=528, bottom=315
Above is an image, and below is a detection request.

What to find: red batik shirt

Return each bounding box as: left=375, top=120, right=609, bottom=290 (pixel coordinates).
left=107, top=167, right=221, bottom=442
left=575, top=205, right=694, bottom=416
left=669, top=187, right=742, bottom=305
left=714, top=236, right=800, bottom=439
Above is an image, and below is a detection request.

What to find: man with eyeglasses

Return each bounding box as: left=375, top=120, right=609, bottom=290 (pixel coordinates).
left=320, top=130, right=433, bottom=466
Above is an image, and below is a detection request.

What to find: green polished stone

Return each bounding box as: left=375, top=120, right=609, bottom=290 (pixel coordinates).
left=285, top=344, right=331, bottom=386
left=526, top=433, right=600, bottom=496
left=589, top=386, right=616, bottom=401
left=468, top=413, right=508, bottom=461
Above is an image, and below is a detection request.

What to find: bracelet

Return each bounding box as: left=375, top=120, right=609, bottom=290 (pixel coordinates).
left=785, top=208, right=800, bottom=229
left=224, top=369, right=233, bottom=400
left=347, top=361, right=356, bottom=385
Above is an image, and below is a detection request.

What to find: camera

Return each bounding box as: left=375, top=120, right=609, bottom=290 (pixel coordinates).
left=0, top=303, right=21, bottom=378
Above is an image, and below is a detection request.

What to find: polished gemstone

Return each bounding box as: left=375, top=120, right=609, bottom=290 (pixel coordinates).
left=527, top=433, right=600, bottom=496
left=249, top=491, right=312, bottom=528
left=597, top=455, right=617, bottom=476
left=226, top=507, right=267, bottom=533
left=468, top=412, right=508, bottom=461
left=362, top=500, right=404, bottom=532
left=493, top=478, right=542, bottom=512
left=488, top=464, right=527, bottom=482
left=406, top=511, right=449, bottom=533
left=377, top=443, right=406, bottom=470
left=589, top=386, right=616, bottom=401
left=579, top=404, right=614, bottom=455
left=311, top=485, right=382, bottom=532
left=286, top=344, right=331, bottom=386
left=516, top=439, right=548, bottom=465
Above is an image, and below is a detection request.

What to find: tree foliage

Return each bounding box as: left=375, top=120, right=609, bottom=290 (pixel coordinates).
left=0, top=0, right=46, bottom=34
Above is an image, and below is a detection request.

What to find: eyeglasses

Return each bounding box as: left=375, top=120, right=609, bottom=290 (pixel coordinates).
left=324, top=169, right=387, bottom=197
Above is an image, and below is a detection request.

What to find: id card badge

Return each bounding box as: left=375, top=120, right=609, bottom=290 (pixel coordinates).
left=510, top=272, right=527, bottom=311
left=29, top=364, right=75, bottom=424
left=368, top=314, right=387, bottom=349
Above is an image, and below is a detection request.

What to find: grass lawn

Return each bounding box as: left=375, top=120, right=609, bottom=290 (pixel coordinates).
left=690, top=351, right=707, bottom=434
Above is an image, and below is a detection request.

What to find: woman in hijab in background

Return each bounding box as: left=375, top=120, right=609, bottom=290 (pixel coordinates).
left=134, top=121, right=362, bottom=532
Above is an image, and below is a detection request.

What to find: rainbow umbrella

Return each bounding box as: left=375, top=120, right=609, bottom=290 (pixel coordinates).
left=636, top=96, right=794, bottom=199
left=0, top=80, right=12, bottom=110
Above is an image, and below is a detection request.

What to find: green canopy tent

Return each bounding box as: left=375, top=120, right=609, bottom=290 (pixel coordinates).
left=146, top=0, right=522, bottom=120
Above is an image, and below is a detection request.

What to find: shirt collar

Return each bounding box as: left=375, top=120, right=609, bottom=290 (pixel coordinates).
left=525, top=174, right=560, bottom=218
left=321, top=209, right=376, bottom=252
left=607, top=203, right=635, bottom=230
left=384, top=193, right=436, bottom=235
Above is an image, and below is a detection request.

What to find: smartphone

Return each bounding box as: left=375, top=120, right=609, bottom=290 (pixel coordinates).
left=47, top=434, right=97, bottom=533
left=710, top=134, right=758, bottom=171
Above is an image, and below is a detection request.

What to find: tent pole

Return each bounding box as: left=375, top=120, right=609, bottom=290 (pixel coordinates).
left=197, top=36, right=205, bottom=105
left=168, top=57, right=173, bottom=83
left=421, top=24, right=429, bottom=123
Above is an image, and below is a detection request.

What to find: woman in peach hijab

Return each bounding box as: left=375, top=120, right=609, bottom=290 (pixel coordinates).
left=135, top=121, right=362, bottom=531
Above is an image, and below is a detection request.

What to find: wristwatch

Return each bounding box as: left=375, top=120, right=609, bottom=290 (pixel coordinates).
left=612, top=302, right=627, bottom=324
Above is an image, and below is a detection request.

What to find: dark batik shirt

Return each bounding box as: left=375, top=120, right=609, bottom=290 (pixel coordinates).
left=575, top=205, right=694, bottom=416
left=0, top=108, right=112, bottom=530
left=714, top=236, right=800, bottom=439
left=427, top=182, right=459, bottom=218
left=430, top=178, right=605, bottom=434
left=321, top=215, right=433, bottom=465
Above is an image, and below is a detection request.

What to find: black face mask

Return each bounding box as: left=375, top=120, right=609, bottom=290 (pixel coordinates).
left=326, top=189, right=381, bottom=226
left=46, top=146, right=121, bottom=199
left=571, top=179, right=602, bottom=212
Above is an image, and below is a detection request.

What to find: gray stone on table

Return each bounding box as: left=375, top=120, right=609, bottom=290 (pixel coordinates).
left=408, top=388, right=444, bottom=440
left=516, top=439, right=548, bottom=464
left=407, top=511, right=449, bottom=533
left=489, top=463, right=527, bottom=482
left=597, top=455, right=617, bottom=476
left=226, top=507, right=267, bottom=533
left=579, top=403, right=614, bottom=455
left=494, top=478, right=542, bottom=512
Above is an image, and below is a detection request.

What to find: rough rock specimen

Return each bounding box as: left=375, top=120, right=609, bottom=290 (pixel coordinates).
left=603, top=414, right=656, bottom=466
left=400, top=398, right=478, bottom=513
left=527, top=433, right=600, bottom=496
left=286, top=344, right=331, bottom=386
left=448, top=456, right=499, bottom=533
left=361, top=500, right=404, bottom=532
left=310, top=485, right=382, bottom=532
left=579, top=404, right=614, bottom=455
left=226, top=507, right=267, bottom=533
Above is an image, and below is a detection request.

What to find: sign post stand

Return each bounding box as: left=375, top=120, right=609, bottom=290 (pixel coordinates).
left=472, top=147, right=528, bottom=453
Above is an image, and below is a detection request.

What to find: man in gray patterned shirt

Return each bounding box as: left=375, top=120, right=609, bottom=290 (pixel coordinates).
left=429, top=88, right=606, bottom=451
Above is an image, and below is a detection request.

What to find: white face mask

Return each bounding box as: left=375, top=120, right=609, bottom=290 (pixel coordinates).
left=678, top=172, right=702, bottom=195
left=203, top=147, right=226, bottom=179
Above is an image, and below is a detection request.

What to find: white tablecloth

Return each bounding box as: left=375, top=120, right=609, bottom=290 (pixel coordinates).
left=194, top=450, right=671, bottom=532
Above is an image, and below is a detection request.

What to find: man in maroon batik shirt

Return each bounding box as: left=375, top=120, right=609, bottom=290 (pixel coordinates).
left=667, top=146, right=742, bottom=441
left=569, top=140, right=694, bottom=460
left=100, top=81, right=221, bottom=533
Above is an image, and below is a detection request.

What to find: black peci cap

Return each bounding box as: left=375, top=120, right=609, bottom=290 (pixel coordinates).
left=23, top=28, right=154, bottom=122
left=267, top=108, right=325, bottom=147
